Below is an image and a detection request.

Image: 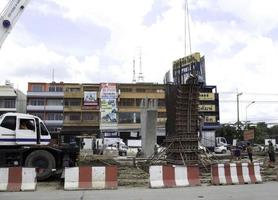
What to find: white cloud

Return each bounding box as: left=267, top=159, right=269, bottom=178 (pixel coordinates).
left=1, top=0, right=278, bottom=124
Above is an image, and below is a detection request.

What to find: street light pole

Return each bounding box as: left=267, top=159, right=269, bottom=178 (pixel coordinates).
left=237, top=92, right=243, bottom=132
left=246, top=101, right=255, bottom=123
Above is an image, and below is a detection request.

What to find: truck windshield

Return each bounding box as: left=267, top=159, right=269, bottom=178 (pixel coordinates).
left=40, top=122, right=49, bottom=136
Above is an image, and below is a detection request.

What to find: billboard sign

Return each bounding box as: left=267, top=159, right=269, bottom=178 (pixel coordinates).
left=84, top=91, right=98, bottom=106
left=204, top=116, right=217, bottom=123
left=199, top=93, right=215, bottom=101
left=199, top=104, right=216, bottom=112
left=100, top=83, right=118, bottom=130
left=244, top=129, right=255, bottom=141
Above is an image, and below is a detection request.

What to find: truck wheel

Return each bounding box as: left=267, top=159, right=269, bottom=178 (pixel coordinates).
left=221, top=150, right=227, bottom=154
left=25, top=150, right=56, bottom=181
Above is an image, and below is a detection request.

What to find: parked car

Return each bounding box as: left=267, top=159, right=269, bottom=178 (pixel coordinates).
left=214, top=145, right=227, bottom=154
left=236, top=141, right=248, bottom=151
left=252, top=143, right=264, bottom=152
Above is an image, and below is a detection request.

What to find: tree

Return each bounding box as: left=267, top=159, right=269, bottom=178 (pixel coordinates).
left=254, top=122, right=269, bottom=144
left=216, top=124, right=237, bottom=144
left=268, top=125, right=278, bottom=140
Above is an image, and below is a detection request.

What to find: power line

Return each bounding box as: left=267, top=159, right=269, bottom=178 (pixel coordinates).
left=220, top=100, right=278, bottom=103
left=218, top=92, right=278, bottom=96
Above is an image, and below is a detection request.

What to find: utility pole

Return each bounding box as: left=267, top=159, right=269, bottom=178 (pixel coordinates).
left=246, top=101, right=255, bottom=124
left=236, top=92, right=243, bottom=133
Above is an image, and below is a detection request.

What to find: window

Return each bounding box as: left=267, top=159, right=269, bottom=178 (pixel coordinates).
left=120, top=88, right=133, bottom=92
left=65, top=88, right=80, bottom=92
left=46, top=113, right=63, bottom=120
left=29, top=99, right=44, bottom=106
left=64, top=99, right=81, bottom=106
left=82, top=112, right=99, bottom=121
left=64, top=113, right=81, bottom=121
left=31, top=85, right=43, bottom=92
left=136, top=99, right=143, bottom=106
left=4, top=99, right=15, bottom=108
left=136, top=88, right=146, bottom=93
left=49, top=86, right=63, bottom=92
left=1, top=116, right=16, bottom=130
left=47, top=99, right=63, bottom=106
left=118, top=112, right=140, bottom=123
left=19, top=119, right=35, bottom=131
left=40, top=122, right=49, bottom=136
left=118, top=99, right=134, bottom=107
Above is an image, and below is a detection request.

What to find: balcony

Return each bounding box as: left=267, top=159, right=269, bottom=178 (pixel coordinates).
left=27, top=92, right=64, bottom=97
left=119, top=92, right=165, bottom=99
left=27, top=105, right=63, bottom=111
left=64, top=92, right=83, bottom=98
left=44, top=120, right=63, bottom=126
left=63, top=120, right=99, bottom=127
left=0, top=108, right=16, bottom=112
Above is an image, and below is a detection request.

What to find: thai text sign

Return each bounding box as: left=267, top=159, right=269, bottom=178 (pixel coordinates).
left=199, top=93, right=215, bottom=101
left=204, top=116, right=216, bottom=123
left=199, top=104, right=216, bottom=112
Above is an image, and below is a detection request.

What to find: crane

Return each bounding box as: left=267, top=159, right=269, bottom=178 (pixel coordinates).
left=0, top=0, right=30, bottom=48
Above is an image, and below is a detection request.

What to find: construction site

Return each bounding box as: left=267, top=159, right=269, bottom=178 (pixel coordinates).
left=1, top=0, right=278, bottom=199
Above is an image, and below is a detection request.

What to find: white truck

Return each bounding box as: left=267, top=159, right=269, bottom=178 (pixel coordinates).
left=0, top=113, right=79, bottom=180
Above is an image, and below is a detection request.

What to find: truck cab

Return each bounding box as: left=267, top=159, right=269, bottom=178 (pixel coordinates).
left=216, top=137, right=228, bottom=147
left=0, top=112, right=51, bottom=146
left=0, top=113, right=79, bottom=181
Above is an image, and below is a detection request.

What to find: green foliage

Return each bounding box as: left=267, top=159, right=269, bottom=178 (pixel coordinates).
left=216, top=122, right=278, bottom=144
left=216, top=124, right=237, bottom=144
left=254, top=122, right=268, bottom=143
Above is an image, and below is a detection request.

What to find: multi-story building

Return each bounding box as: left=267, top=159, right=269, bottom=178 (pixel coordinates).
left=27, top=82, right=64, bottom=136
left=117, top=83, right=166, bottom=144
left=0, top=83, right=26, bottom=115
left=26, top=82, right=167, bottom=144
left=62, top=83, right=100, bottom=141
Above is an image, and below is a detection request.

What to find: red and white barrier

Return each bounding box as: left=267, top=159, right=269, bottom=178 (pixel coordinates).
left=64, top=166, right=118, bottom=190
left=149, top=165, right=200, bottom=188
left=0, top=167, right=37, bottom=192
left=211, top=163, right=262, bottom=185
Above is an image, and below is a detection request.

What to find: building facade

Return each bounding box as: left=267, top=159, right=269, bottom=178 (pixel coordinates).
left=62, top=83, right=100, bottom=141
left=26, top=82, right=166, bottom=145
left=27, top=82, right=64, bottom=136
left=0, top=83, right=26, bottom=115
left=117, top=83, right=166, bottom=144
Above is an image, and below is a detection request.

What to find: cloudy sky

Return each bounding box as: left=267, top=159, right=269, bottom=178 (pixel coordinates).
left=1, top=0, right=278, bottom=124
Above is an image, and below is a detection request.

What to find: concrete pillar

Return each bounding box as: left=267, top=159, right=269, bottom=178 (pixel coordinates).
left=140, top=98, right=158, bottom=157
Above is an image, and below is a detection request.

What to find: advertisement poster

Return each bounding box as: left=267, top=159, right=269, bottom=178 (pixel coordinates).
left=100, top=83, right=118, bottom=130
left=84, top=91, right=98, bottom=106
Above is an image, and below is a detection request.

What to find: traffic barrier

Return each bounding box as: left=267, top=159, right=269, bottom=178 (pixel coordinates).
left=64, top=166, right=118, bottom=190
left=211, top=162, right=262, bottom=185
left=0, top=167, right=37, bottom=192
left=149, top=165, right=200, bottom=188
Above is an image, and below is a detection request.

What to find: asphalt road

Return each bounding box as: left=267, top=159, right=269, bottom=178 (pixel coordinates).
left=1, top=182, right=278, bottom=200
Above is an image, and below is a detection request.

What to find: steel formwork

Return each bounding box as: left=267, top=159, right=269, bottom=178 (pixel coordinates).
left=165, top=78, right=200, bottom=164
